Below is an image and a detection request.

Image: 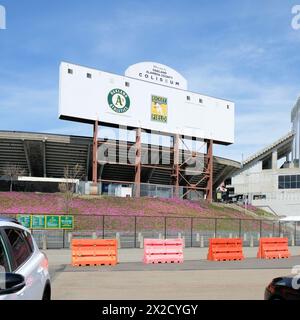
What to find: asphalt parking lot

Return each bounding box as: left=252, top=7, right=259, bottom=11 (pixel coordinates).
left=44, top=247, right=300, bottom=300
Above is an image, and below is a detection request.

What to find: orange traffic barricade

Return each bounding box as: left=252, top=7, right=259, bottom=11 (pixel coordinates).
left=257, top=237, right=290, bottom=259
left=143, top=238, right=184, bottom=264
left=207, top=238, right=244, bottom=261
left=71, top=239, right=118, bottom=266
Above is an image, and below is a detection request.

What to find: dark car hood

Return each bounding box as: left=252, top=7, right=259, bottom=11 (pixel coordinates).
left=272, top=276, right=299, bottom=288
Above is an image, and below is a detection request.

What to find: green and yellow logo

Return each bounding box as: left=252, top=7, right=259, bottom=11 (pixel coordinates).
left=108, top=88, right=130, bottom=113
left=151, top=95, right=168, bottom=123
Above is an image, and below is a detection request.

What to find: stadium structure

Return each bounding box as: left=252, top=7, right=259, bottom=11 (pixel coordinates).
left=230, top=96, right=300, bottom=217
left=0, top=62, right=239, bottom=200
left=0, top=130, right=240, bottom=199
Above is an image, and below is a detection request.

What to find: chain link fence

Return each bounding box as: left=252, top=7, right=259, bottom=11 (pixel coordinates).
left=1, top=213, right=298, bottom=249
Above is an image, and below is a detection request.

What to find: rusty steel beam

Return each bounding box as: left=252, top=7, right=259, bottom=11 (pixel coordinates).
left=173, top=133, right=180, bottom=198
left=134, top=128, right=142, bottom=197
left=206, top=139, right=213, bottom=202
left=92, top=120, right=98, bottom=183
left=85, top=143, right=91, bottom=181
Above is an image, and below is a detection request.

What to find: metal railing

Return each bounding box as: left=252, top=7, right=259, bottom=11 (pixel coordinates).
left=1, top=213, right=299, bottom=249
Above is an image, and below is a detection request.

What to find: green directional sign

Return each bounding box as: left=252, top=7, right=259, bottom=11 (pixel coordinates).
left=16, top=214, right=74, bottom=230
left=45, top=215, right=60, bottom=229
left=17, top=215, right=31, bottom=228
left=32, top=215, right=45, bottom=229
left=60, top=216, right=74, bottom=229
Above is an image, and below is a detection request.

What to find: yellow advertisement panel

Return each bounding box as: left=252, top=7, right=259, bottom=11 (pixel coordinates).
left=151, top=95, right=168, bottom=123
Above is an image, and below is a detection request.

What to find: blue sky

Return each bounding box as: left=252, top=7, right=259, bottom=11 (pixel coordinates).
left=1, top=0, right=300, bottom=161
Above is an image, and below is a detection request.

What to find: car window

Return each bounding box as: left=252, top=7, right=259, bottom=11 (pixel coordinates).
left=0, top=235, right=10, bottom=272
left=23, top=230, right=34, bottom=253
left=5, top=228, right=31, bottom=270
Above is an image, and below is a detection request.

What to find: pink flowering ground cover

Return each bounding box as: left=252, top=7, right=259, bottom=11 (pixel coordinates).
left=0, top=192, right=256, bottom=218
left=0, top=192, right=272, bottom=232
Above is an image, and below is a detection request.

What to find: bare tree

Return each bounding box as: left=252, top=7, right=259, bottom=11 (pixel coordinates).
left=59, top=164, right=83, bottom=214
left=3, top=164, right=26, bottom=192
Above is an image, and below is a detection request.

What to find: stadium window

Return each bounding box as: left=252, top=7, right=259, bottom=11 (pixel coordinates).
left=278, top=176, right=284, bottom=189
left=292, top=176, right=298, bottom=188
left=125, top=82, right=130, bottom=87
left=278, top=175, right=300, bottom=189
left=297, top=175, right=300, bottom=188
left=227, top=105, right=230, bottom=109
left=68, top=68, right=73, bottom=74
left=87, top=73, right=92, bottom=79
left=285, top=175, right=291, bottom=189
left=187, top=96, right=190, bottom=101
left=199, top=98, right=203, bottom=103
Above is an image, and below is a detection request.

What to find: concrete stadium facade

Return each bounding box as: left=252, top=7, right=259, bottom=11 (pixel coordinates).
left=231, top=96, right=300, bottom=218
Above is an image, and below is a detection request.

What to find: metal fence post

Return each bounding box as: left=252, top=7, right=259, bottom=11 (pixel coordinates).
left=42, top=232, right=47, bottom=250
left=294, top=221, right=297, bottom=246
left=63, top=229, right=65, bottom=248
left=279, top=221, right=281, bottom=237
left=239, top=219, right=242, bottom=238
left=191, top=217, right=193, bottom=247
left=102, top=215, right=105, bottom=239
left=134, top=216, right=137, bottom=248
left=259, top=220, right=262, bottom=238
left=215, top=218, right=217, bottom=238
left=164, top=217, right=167, bottom=239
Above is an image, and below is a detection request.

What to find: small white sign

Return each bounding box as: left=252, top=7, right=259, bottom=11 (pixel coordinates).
left=125, top=62, right=188, bottom=90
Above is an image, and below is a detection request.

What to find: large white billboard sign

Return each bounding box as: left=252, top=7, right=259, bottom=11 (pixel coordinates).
left=59, top=62, right=234, bottom=144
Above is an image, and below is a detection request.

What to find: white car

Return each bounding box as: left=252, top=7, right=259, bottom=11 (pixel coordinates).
left=0, top=217, right=51, bottom=300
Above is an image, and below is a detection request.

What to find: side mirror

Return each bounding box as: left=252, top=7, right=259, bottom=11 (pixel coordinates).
left=0, top=273, right=26, bottom=295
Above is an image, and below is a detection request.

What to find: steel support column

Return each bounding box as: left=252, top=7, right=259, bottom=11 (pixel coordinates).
left=173, top=133, right=180, bottom=198
left=86, top=143, right=91, bottom=181
left=92, top=120, right=98, bottom=184
left=206, top=139, right=213, bottom=202
left=135, top=127, right=142, bottom=197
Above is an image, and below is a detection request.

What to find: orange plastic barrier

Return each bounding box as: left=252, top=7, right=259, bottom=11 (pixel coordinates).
left=257, top=237, right=290, bottom=259
left=143, top=238, right=184, bottom=264
left=207, top=238, right=244, bottom=261
left=71, top=239, right=118, bottom=266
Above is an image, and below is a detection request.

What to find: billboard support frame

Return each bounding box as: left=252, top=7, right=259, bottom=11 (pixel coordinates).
left=134, top=127, right=142, bottom=197
left=206, top=139, right=213, bottom=202
left=92, top=120, right=98, bottom=184
left=173, top=133, right=180, bottom=198
left=94, top=130, right=214, bottom=201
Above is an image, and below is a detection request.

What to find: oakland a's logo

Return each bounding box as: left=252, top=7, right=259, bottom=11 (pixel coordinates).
left=107, top=88, right=130, bottom=113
